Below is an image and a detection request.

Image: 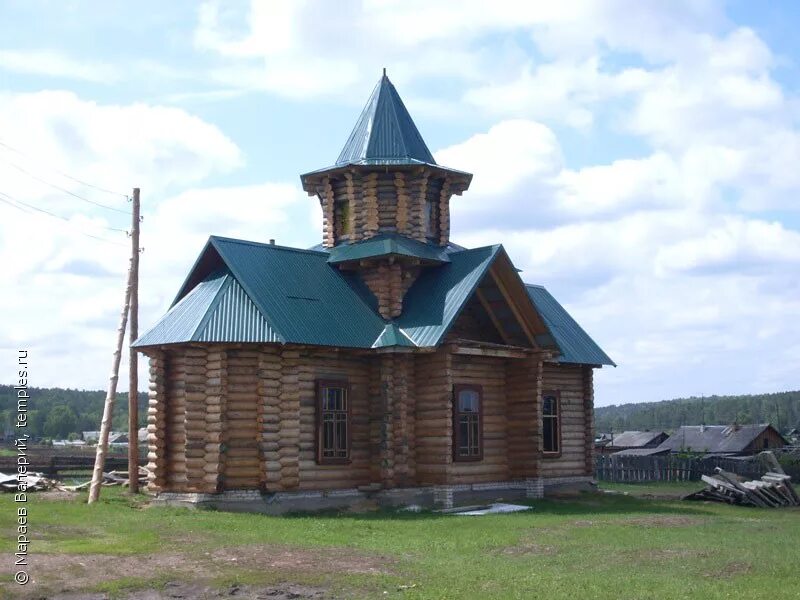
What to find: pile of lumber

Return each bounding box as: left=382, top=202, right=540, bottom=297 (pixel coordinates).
left=0, top=471, right=59, bottom=492
left=0, top=466, right=148, bottom=493
left=684, top=467, right=799, bottom=508
left=66, top=466, right=148, bottom=491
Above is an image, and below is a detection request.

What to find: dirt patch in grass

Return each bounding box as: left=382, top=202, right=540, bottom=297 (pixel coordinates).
left=3, top=545, right=391, bottom=598
left=628, top=548, right=709, bottom=562
left=50, top=581, right=329, bottom=599
left=207, top=544, right=394, bottom=576
left=706, top=561, right=753, bottom=579
left=497, top=541, right=557, bottom=556
left=621, top=515, right=707, bottom=528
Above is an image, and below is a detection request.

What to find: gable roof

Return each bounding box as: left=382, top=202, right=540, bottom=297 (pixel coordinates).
left=135, top=236, right=612, bottom=363
left=607, top=431, right=668, bottom=449
left=134, top=270, right=281, bottom=347
left=525, top=284, right=615, bottom=366
left=397, top=245, right=502, bottom=347
left=327, top=233, right=450, bottom=265
left=134, top=237, right=385, bottom=349
left=135, top=239, right=518, bottom=351
left=657, top=424, right=787, bottom=454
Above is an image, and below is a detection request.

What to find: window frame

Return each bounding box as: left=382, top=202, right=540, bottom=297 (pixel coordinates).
left=452, top=384, right=484, bottom=462
left=423, top=196, right=439, bottom=240
left=542, top=389, right=561, bottom=457
left=315, top=379, right=352, bottom=465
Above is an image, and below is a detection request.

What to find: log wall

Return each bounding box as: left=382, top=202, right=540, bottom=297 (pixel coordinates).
left=223, top=349, right=261, bottom=490
left=414, top=349, right=452, bottom=485
left=146, top=351, right=166, bottom=492
left=312, top=169, right=457, bottom=247
left=540, top=363, right=593, bottom=477
left=506, top=355, right=542, bottom=479
left=146, top=344, right=598, bottom=494
left=164, top=351, right=187, bottom=491
left=296, top=348, right=372, bottom=490
left=449, top=354, right=509, bottom=484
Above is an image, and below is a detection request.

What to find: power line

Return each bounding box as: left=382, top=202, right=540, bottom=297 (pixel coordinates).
left=0, top=192, right=128, bottom=247
left=0, top=191, right=127, bottom=233
left=0, top=138, right=129, bottom=199
left=0, top=158, right=131, bottom=215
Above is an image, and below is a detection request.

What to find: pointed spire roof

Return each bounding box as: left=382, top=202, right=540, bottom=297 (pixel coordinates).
left=336, top=70, right=436, bottom=167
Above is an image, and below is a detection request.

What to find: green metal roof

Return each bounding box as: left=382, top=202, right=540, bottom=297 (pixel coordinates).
left=327, top=234, right=450, bottom=265
left=300, top=72, right=471, bottom=180
left=372, top=323, right=416, bottom=348
left=397, top=245, right=501, bottom=347
left=337, top=71, right=435, bottom=167
left=135, top=235, right=614, bottom=362
left=525, top=284, right=615, bottom=366
left=134, top=237, right=385, bottom=349
left=135, top=270, right=281, bottom=346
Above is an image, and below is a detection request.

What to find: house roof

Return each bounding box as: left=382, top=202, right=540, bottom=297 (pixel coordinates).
left=606, top=431, right=667, bottom=449
left=396, top=245, right=503, bottom=347
left=525, top=285, right=616, bottom=366
left=656, top=424, right=787, bottom=454
left=135, top=238, right=505, bottom=351
left=337, top=71, right=435, bottom=167
left=300, top=72, right=471, bottom=180
left=135, top=236, right=385, bottom=349
left=613, top=447, right=671, bottom=457
left=135, top=235, right=613, bottom=365
left=327, top=233, right=450, bottom=265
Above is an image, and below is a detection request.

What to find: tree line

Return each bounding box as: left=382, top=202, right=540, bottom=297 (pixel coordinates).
left=0, top=385, right=147, bottom=440
left=595, top=390, right=800, bottom=435
left=2, top=384, right=798, bottom=442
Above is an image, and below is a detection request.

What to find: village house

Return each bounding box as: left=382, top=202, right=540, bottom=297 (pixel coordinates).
left=601, top=430, right=669, bottom=456
left=133, top=72, right=615, bottom=512
left=656, top=424, right=787, bottom=457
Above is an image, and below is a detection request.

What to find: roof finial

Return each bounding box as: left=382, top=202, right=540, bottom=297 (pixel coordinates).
left=383, top=67, right=387, bottom=77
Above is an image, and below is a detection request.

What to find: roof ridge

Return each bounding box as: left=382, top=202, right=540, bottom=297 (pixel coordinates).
left=210, top=235, right=328, bottom=256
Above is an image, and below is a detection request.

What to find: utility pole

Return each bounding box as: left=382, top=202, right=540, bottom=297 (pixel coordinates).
left=128, top=188, right=141, bottom=493
left=88, top=187, right=140, bottom=504
left=89, top=255, right=133, bottom=503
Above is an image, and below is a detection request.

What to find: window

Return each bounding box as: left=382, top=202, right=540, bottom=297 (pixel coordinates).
left=542, top=391, right=560, bottom=455
left=334, top=200, right=352, bottom=238
left=423, top=197, right=438, bottom=239
left=453, top=384, right=482, bottom=461
left=316, top=380, right=350, bottom=464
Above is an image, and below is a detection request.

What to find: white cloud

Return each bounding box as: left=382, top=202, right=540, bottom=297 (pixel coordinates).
left=0, top=91, right=249, bottom=389
left=436, top=114, right=800, bottom=404
left=0, top=49, right=118, bottom=82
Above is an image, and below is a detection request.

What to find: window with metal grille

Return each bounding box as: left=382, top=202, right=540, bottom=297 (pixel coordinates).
left=542, top=390, right=560, bottom=455
left=316, top=380, right=350, bottom=464
left=453, top=384, right=482, bottom=461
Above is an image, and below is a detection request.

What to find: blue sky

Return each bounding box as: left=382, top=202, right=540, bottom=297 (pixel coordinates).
left=1, top=1, right=798, bottom=406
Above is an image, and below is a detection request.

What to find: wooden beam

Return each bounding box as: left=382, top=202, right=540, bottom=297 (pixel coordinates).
left=475, top=287, right=513, bottom=345
left=489, top=267, right=538, bottom=348
left=451, top=345, right=529, bottom=359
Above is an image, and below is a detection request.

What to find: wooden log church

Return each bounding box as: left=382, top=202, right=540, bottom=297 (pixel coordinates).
left=134, top=72, right=615, bottom=512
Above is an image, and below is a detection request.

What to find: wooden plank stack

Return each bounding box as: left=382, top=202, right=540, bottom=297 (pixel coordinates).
left=684, top=466, right=799, bottom=508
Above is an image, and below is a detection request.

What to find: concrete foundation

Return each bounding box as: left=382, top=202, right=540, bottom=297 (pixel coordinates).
left=151, top=476, right=595, bottom=513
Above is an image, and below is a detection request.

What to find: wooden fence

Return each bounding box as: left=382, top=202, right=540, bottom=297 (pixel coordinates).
left=0, top=454, right=145, bottom=476
left=594, top=453, right=800, bottom=483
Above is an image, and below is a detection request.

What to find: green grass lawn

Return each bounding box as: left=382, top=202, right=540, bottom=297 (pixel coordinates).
left=1, top=485, right=798, bottom=599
